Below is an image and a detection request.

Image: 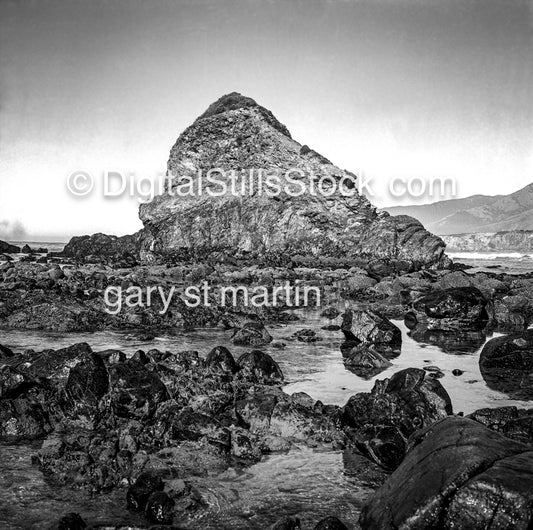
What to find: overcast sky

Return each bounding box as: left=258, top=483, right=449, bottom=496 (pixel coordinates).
left=1, top=0, right=532, bottom=241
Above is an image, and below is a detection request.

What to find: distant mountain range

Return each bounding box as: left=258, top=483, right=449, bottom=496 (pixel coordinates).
left=384, top=183, right=533, bottom=235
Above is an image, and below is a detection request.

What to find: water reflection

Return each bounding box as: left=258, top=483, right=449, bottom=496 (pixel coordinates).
left=407, top=326, right=489, bottom=354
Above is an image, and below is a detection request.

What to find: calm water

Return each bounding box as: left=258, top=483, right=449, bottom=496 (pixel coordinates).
left=1, top=310, right=532, bottom=529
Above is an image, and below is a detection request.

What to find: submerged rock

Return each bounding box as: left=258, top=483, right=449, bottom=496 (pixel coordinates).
left=360, top=417, right=533, bottom=529
left=342, top=343, right=392, bottom=379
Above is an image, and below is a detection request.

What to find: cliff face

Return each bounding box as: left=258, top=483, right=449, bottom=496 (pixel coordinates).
left=385, top=183, right=533, bottom=235
left=443, top=231, right=533, bottom=252
left=139, top=93, right=446, bottom=267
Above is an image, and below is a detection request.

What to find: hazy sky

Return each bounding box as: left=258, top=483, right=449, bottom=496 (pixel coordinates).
left=1, top=0, right=532, bottom=240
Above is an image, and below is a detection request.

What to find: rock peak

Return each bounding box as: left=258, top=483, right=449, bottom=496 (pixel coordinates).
left=196, top=92, right=292, bottom=137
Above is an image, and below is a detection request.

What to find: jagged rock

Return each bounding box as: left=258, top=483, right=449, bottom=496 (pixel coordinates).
left=21, top=244, right=33, bottom=254
left=232, top=321, right=273, bottom=346
left=468, top=406, right=533, bottom=444
left=106, top=359, right=170, bottom=420
left=205, top=345, right=238, bottom=373
left=341, top=309, right=401, bottom=354
left=62, top=231, right=145, bottom=262
left=0, top=240, right=20, bottom=254
left=139, top=93, right=446, bottom=268
left=237, top=350, right=283, bottom=384
left=360, top=417, right=533, bottom=529
left=21, top=343, right=93, bottom=380
left=479, top=330, right=533, bottom=399
left=0, top=397, right=52, bottom=441
left=405, top=286, right=491, bottom=331
left=63, top=352, right=109, bottom=427
left=342, top=368, right=452, bottom=469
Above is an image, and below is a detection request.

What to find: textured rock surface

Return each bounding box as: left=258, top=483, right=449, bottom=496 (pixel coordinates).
left=479, top=329, right=533, bottom=399
left=139, top=93, right=446, bottom=268
left=342, top=368, right=452, bottom=470
left=0, top=240, right=20, bottom=254
left=360, top=417, right=533, bottom=529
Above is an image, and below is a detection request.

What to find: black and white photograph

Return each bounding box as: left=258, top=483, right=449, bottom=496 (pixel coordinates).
left=1, top=0, right=533, bottom=528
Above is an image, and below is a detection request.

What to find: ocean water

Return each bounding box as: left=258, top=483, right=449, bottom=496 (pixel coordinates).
left=448, top=251, right=533, bottom=273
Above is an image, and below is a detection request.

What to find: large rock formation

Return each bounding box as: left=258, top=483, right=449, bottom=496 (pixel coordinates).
left=139, top=93, right=446, bottom=268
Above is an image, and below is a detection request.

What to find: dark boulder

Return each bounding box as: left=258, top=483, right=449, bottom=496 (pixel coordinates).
left=232, top=321, right=273, bottom=346
left=0, top=397, right=52, bottom=441
left=107, top=359, right=170, bottom=420
left=63, top=352, right=109, bottom=426
left=22, top=343, right=93, bottom=380
left=468, top=406, right=533, bottom=444
left=341, top=309, right=401, bottom=355
left=479, top=329, right=533, bottom=399
left=205, top=345, right=238, bottom=373
left=237, top=350, right=283, bottom=384
left=360, top=417, right=533, bottom=529
left=342, top=368, right=452, bottom=469
left=406, top=286, right=491, bottom=331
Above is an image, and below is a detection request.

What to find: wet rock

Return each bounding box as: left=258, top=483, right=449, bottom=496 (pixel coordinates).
left=52, top=512, right=87, bottom=530
left=342, top=368, right=452, bottom=469
left=452, top=368, right=464, bottom=376
left=292, top=328, right=322, bottom=342
left=360, top=416, right=533, bottom=529
left=468, top=406, right=533, bottom=444
left=342, top=343, right=392, bottom=379
left=63, top=352, right=109, bottom=427
left=314, top=516, right=350, bottom=530
left=341, top=309, right=401, bottom=354
left=106, top=360, right=170, bottom=420
left=493, top=299, right=528, bottom=332
left=205, top=345, right=238, bottom=373
left=406, top=286, right=491, bottom=331
left=232, top=321, right=273, bottom=346
left=21, top=244, right=33, bottom=254
left=237, top=350, right=283, bottom=384
left=0, top=397, right=52, bottom=441
left=131, top=349, right=150, bottom=365
left=145, top=491, right=175, bottom=524
left=479, top=329, right=533, bottom=399
left=321, top=307, right=340, bottom=319
left=126, top=471, right=165, bottom=512
left=22, top=343, right=93, bottom=380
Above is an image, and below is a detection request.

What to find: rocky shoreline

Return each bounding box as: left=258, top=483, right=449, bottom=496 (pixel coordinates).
left=1, top=241, right=533, bottom=528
